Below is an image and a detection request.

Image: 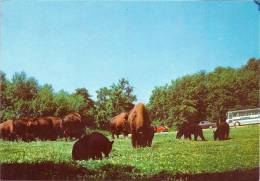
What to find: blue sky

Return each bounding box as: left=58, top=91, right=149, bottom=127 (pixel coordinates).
left=1, top=1, right=259, bottom=103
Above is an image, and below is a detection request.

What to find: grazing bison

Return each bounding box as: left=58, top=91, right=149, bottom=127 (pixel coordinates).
left=72, top=132, right=114, bottom=160
left=0, top=120, right=15, bottom=140
left=176, top=122, right=206, bottom=141
left=126, top=103, right=154, bottom=148
left=137, top=126, right=156, bottom=147
left=63, top=112, right=85, bottom=140
left=31, top=117, right=54, bottom=140
left=214, top=122, right=230, bottom=141
left=47, top=116, right=63, bottom=139
left=13, top=118, right=35, bottom=141
left=110, top=112, right=128, bottom=139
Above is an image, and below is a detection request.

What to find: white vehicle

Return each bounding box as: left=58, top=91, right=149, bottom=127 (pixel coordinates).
left=226, top=108, right=260, bottom=126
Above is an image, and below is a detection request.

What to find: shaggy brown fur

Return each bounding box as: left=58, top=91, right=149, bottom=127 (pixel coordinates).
left=72, top=132, right=114, bottom=160
left=62, top=113, right=85, bottom=140
left=110, top=112, right=128, bottom=139
left=126, top=103, right=154, bottom=148
left=0, top=120, right=15, bottom=140
left=214, top=122, right=230, bottom=141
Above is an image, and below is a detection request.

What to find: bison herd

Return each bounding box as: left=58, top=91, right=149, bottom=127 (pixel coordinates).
left=0, top=112, right=85, bottom=142
left=0, top=103, right=230, bottom=160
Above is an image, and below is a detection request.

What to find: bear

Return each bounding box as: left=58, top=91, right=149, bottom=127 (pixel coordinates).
left=214, top=122, right=230, bottom=141
left=72, top=132, right=114, bottom=160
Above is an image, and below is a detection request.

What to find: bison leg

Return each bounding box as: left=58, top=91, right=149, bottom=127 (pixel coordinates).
left=194, top=134, right=198, bottom=141
left=131, top=133, right=138, bottom=148
left=112, top=132, right=115, bottom=139
left=199, top=133, right=206, bottom=141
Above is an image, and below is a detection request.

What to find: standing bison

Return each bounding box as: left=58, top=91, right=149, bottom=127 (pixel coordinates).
left=176, top=122, right=206, bottom=141
left=214, top=122, right=230, bottom=140
left=13, top=118, right=35, bottom=141
left=126, top=103, right=155, bottom=148
left=47, top=116, right=63, bottom=139
left=0, top=120, right=15, bottom=140
left=110, top=112, right=128, bottom=139
left=33, top=117, right=56, bottom=140
left=62, top=112, right=85, bottom=140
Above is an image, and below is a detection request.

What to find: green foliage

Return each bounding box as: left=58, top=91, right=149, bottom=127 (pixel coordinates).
left=74, top=88, right=96, bottom=127
left=53, top=90, right=85, bottom=117
left=0, top=72, right=39, bottom=120
left=95, top=78, right=136, bottom=129
left=0, top=125, right=258, bottom=179
left=0, top=72, right=95, bottom=123
left=148, top=58, right=259, bottom=126
left=31, top=84, right=55, bottom=117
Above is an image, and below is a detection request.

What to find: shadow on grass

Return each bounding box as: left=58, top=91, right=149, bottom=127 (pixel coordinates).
left=149, top=168, right=259, bottom=181
left=0, top=162, right=259, bottom=181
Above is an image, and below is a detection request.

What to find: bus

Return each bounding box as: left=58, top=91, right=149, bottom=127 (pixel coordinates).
left=226, top=108, right=260, bottom=126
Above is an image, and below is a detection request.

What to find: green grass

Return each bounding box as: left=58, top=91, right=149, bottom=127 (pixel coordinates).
left=0, top=125, right=259, bottom=180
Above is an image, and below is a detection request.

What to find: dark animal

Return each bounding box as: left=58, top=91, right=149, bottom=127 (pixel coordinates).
left=0, top=120, right=15, bottom=140
left=176, top=122, right=206, bottom=141
left=31, top=117, right=54, bottom=140
left=47, top=116, right=63, bottom=139
left=72, top=132, right=114, bottom=160
left=214, top=122, right=230, bottom=141
left=110, top=112, right=128, bottom=139
left=63, top=112, right=85, bottom=140
left=137, top=126, right=156, bottom=147
left=13, top=118, right=34, bottom=141
left=126, top=103, right=154, bottom=148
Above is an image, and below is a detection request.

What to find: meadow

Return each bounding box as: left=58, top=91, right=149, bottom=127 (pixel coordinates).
left=0, top=125, right=259, bottom=180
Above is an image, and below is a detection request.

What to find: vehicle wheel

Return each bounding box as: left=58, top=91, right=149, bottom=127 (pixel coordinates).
left=235, top=122, right=240, bottom=127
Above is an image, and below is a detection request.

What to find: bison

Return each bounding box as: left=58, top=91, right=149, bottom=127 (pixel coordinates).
left=176, top=122, right=206, bottom=141
left=0, top=120, right=15, bottom=141
left=62, top=112, right=85, bottom=140
left=46, top=116, right=63, bottom=139
left=29, top=117, right=55, bottom=141
left=110, top=112, right=129, bottom=139
left=72, top=132, right=114, bottom=160
left=214, top=122, right=230, bottom=141
left=126, top=103, right=155, bottom=148
left=13, top=118, right=35, bottom=141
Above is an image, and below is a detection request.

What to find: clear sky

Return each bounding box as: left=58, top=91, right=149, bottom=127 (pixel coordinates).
left=1, top=1, right=259, bottom=103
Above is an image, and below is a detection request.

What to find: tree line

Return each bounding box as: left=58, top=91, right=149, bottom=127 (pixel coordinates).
left=148, top=58, right=259, bottom=127
left=0, top=58, right=259, bottom=129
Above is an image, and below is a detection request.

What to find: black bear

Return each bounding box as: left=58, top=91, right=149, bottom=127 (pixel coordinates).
left=72, top=132, right=114, bottom=160
left=214, top=122, right=230, bottom=141
left=176, top=122, right=206, bottom=141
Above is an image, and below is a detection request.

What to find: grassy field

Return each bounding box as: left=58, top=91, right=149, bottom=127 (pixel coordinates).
left=0, top=125, right=259, bottom=180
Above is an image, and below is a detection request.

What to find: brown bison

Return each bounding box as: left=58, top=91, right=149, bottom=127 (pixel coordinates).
left=72, top=132, right=114, bottom=160
left=62, top=112, right=85, bottom=140
left=110, top=112, right=128, bottom=139
left=0, top=120, right=15, bottom=140
left=214, top=122, right=230, bottom=141
left=13, top=118, right=35, bottom=141
left=46, top=116, right=63, bottom=139
left=176, top=122, right=206, bottom=141
left=126, top=103, right=155, bottom=148
left=29, top=117, right=55, bottom=141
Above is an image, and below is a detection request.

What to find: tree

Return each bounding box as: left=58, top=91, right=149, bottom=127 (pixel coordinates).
left=32, top=84, right=55, bottom=117
left=1, top=72, right=39, bottom=119
left=95, top=78, right=136, bottom=129
left=74, top=88, right=96, bottom=127
left=53, top=90, right=85, bottom=117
